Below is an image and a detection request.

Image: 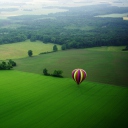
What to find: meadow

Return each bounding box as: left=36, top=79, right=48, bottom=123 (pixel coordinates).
left=0, top=70, right=128, bottom=128
left=95, top=13, right=128, bottom=18
left=0, top=40, right=61, bottom=60
left=13, top=46, right=128, bottom=86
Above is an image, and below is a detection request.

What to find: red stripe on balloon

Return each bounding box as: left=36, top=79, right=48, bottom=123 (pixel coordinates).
left=77, top=69, right=81, bottom=84
left=72, top=69, right=87, bottom=85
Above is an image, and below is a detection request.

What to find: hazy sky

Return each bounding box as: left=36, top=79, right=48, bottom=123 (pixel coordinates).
left=0, top=0, right=114, bottom=2
left=0, top=0, right=128, bottom=7
left=0, top=0, right=127, bottom=3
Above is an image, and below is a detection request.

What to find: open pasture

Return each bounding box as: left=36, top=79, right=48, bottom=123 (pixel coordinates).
left=95, top=13, right=128, bottom=18
left=14, top=46, right=128, bottom=86
left=0, top=40, right=61, bottom=60
left=0, top=70, right=128, bottom=128
left=64, top=25, right=95, bottom=31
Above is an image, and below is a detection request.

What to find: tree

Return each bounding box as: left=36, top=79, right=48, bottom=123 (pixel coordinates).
left=0, top=61, right=13, bottom=70
left=43, top=68, right=50, bottom=75
left=122, top=45, right=128, bottom=51
left=28, top=50, right=33, bottom=57
left=8, top=59, right=16, bottom=66
left=61, top=44, right=66, bottom=50
left=53, top=45, right=58, bottom=52
left=52, top=70, right=63, bottom=77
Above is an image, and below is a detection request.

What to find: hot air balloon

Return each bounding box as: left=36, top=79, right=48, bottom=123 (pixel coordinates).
left=72, top=69, right=87, bottom=85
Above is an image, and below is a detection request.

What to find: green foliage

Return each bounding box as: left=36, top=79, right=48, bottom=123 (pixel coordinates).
left=39, top=51, right=54, bottom=55
left=8, top=59, right=16, bottom=66
left=53, top=45, right=58, bottom=52
left=122, top=45, right=128, bottom=51
left=0, top=5, right=128, bottom=48
left=0, top=61, right=13, bottom=70
left=52, top=70, right=63, bottom=77
left=43, top=68, right=50, bottom=76
left=43, top=68, right=63, bottom=77
left=28, top=50, right=33, bottom=57
left=61, top=44, right=67, bottom=50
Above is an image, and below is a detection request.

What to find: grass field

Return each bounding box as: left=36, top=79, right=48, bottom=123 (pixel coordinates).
left=0, top=70, right=128, bottom=128
left=0, top=40, right=61, bottom=60
left=64, top=25, right=95, bottom=31
left=13, top=46, right=128, bottom=86
left=95, top=13, right=128, bottom=18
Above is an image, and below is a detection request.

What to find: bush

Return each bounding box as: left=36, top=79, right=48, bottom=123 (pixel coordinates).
left=61, top=44, right=66, bottom=50
left=8, top=59, right=16, bottom=66
left=122, top=45, right=128, bottom=51
left=0, top=61, right=13, bottom=70
left=43, top=68, right=63, bottom=77
left=28, top=50, right=33, bottom=57
left=51, top=70, right=63, bottom=77
left=43, top=68, right=50, bottom=76
left=53, top=45, right=58, bottom=52
left=39, top=51, right=54, bottom=55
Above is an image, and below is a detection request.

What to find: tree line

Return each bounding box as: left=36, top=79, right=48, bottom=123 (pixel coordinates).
left=43, top=68, right=63, bottom=78
left=0, top=4, right=128, bottom=49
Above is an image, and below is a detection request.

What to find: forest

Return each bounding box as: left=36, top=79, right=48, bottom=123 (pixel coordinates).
left=0, top=4, right=128, bottom=49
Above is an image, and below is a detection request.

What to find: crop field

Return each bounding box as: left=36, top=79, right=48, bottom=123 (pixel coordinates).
left=86, top=46, right=126, bottom=52
left=0, top=40, right=61, bottom=60
left=13, top=46, right=128, bottom=86
left=0, top=70, right=128, bottom=128
left=95, top=13, right=128, bottom=18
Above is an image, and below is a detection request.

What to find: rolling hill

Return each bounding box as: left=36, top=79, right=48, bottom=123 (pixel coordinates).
left=0, top=40, right=61, bottom=60
left=13, top=46, right=128, bottom=86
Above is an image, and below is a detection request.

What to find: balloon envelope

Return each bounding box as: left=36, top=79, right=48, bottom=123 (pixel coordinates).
left=72, top=69, right=87, bottom=85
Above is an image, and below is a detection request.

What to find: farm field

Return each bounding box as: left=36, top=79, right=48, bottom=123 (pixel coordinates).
left=0, top=70, right=128, bottom=128
left=13, top=46, right=128, bottom=86
left=95, top=13, right=128, bottom=18
left=0, top=40, right=61, bottom=60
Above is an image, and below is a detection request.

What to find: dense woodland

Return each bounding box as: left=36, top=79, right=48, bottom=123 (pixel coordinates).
left=0, top=4, right=128, bottom=49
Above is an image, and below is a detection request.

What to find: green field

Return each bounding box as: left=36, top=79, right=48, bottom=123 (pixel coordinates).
left=95, top=13, right=128, bottom=18
left=0, top=70, right=128, bottom=128
left=0, top=40, right=61, bottom=60
left=13, top=46, right=128, bottom=86
left=64, top=25, right=95, bottom=31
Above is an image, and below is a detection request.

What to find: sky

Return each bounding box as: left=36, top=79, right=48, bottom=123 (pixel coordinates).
left=0, top=0, right=128, bottom=7
left=0, top=0, right=115, bottom=4
left=0, top=0, right=112, bottom=2
left=0, top=0, right=127, bottom=3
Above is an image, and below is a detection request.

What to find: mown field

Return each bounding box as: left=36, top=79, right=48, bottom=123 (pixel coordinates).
left=0, top=40, right=61, bottom=60
left=13, top=46, right=128, bottom=86
left=0, top=70, right=128, bottom=128
left=95, top=13, right=128, bottom=18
